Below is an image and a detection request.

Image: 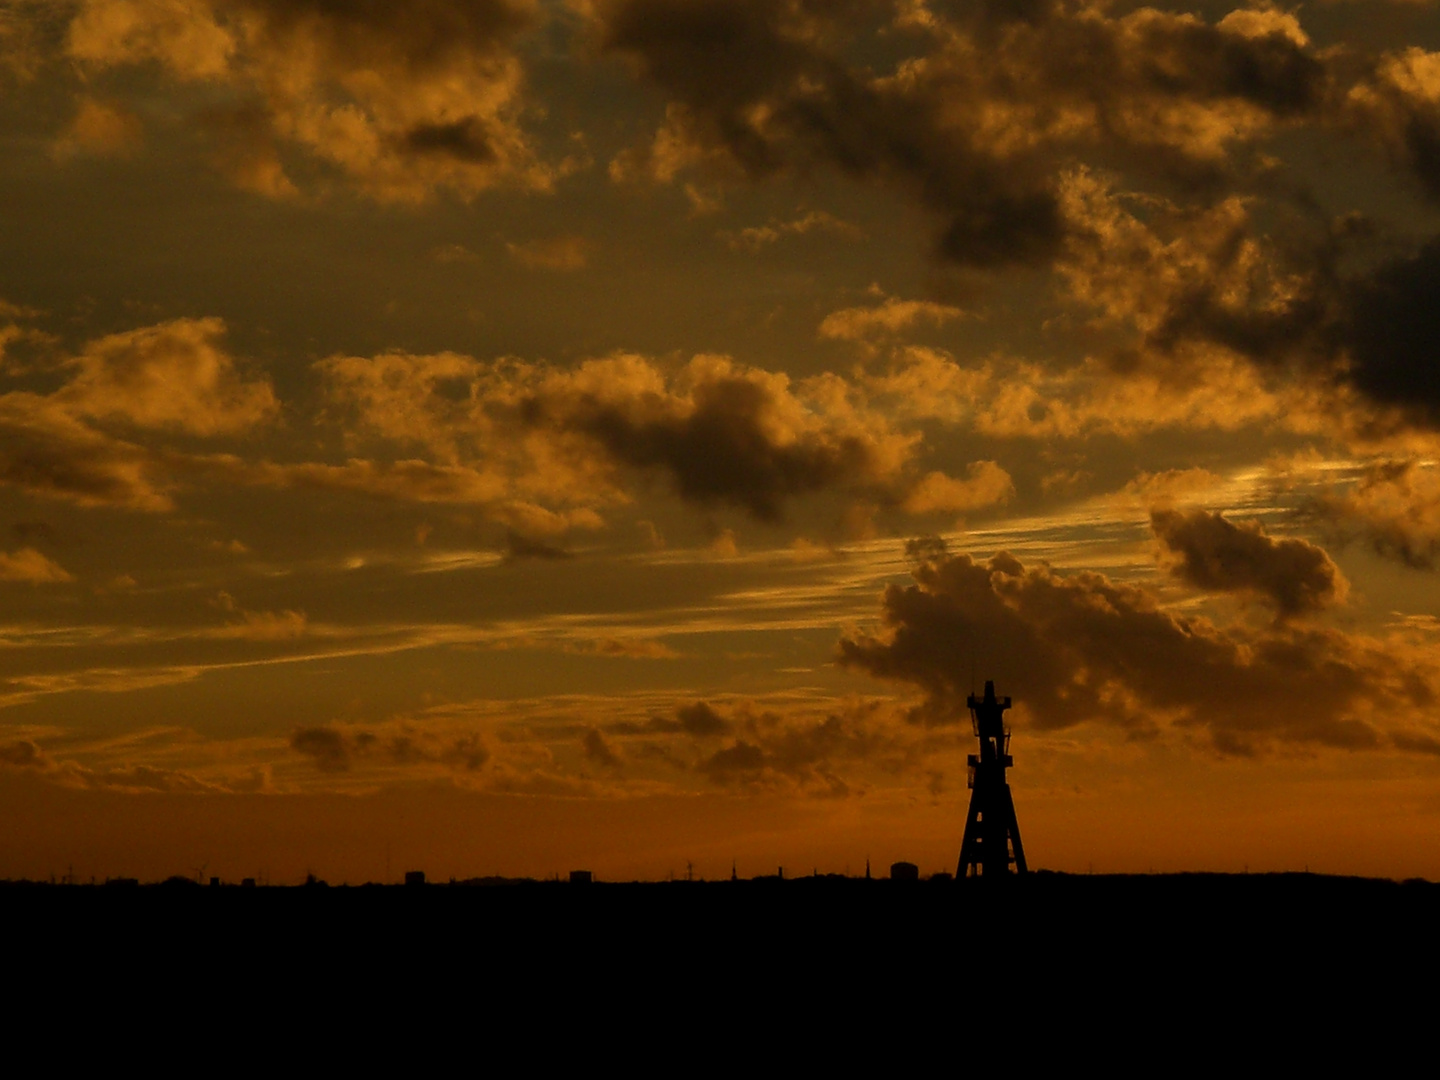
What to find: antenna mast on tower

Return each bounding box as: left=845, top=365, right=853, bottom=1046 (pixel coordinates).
left=957, top=681, right=1028, bottom=877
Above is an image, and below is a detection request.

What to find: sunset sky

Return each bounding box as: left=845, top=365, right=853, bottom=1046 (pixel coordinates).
left=6, top=0, right=1440, bottom=883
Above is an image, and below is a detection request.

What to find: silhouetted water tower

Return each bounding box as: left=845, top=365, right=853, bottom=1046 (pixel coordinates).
left=957, top=681, right=1028, bottom=877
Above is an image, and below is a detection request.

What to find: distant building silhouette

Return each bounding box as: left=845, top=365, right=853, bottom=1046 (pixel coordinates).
left=890, top=861, right=919, bottom=882
left=404, top=871, right=426, bottom=887
left=569, top=870, right=592, bottom=884
left=957, top=681, right=1028, bottom=877
left=241, top=878, right=256, bottom=888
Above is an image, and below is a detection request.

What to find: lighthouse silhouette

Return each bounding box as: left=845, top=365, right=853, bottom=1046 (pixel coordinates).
left=957, top=681, right=1028, bottom=877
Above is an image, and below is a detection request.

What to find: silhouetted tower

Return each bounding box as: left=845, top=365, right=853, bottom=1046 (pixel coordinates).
left=957, top=681, right=1028, bottom=877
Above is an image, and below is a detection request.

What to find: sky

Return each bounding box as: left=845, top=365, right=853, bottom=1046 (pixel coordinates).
left=6, top=0, right=1440, bottom=883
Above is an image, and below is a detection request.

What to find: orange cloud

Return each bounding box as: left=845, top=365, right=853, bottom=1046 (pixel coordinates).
left=0, top=548, right=74, bottom=584
left=51, top=97, right=144, bottom=159
left=901, top=462, right=1014, bottom=515
left=819, top=294, right=965, bottom=342
left=67, top=0, right=551, bottom=201
left=57, top=317, right=277, bottom=435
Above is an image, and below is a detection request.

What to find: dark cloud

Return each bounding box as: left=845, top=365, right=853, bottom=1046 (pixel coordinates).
left=1144, top=277, right=1336, bottom=373
left=675, top=701, right=731, bottom=737
left=1342, top=238, right=1440, bottom=419
left=838, top=549, right=1426, bottom=754
left=504, top=530, right=571, bottom=560
left=559, top=374, right=876, bottom=520
left=598, top=0, right=1063, bottom=267
left=904, top=534, right=949, bottom=566
left=582, top=727, right=621, bottom=768
left=289, top=725, right=371, bottom=771
left=1393, top=730, right=1440, bottom=756
left=1064, top=183, right=1440, bottom=435
left=401, top=117, right=497, bottom=164
left=1345, top=53, right=1440, bottom=205
left=0, top=740, right=45, bottom=768
left=607, top=702, right=731, bottom=737
left=598, top=0, right=1336, bottom=268
left=390, top=730, right=491, bottom=770
left=0, top=398, right=171, bottom=511
left=443, top=734, right=490, bottom=771
left=1158, top=229, right=1440, bottom=429
left=698, top=739, right=767, bottom=782
left=1150, top=507, right=1346, bottom=617
left=318, top=350, right=926, bottom=525
left=67, top=0, right=546, bottom=200
left=695, top=708, right=889, bottom=793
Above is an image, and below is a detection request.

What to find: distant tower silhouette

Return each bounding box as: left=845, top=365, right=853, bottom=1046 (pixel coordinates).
left=957, top=681, right=1028, bottom=877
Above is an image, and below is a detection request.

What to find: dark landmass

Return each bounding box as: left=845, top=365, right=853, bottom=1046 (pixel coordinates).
left=7, top=869, right=1436, bottom=958
left=7, top=870, right=1435, bottom=1030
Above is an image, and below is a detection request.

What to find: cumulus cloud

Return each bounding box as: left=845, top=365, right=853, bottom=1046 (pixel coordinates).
left=56, top=317, right=277, bottom=435
left=318, top=348, right=951, bottom=522
left=1340, top=238, right=1440, bottom=425
left=0, top=393, right=174, bottom=511
left=901, top=462, right=1013, bottom=515
left=596, top=0, right=1064, bottom=266
left=612, top=701, right=733, bottom=737
left=1306, top=460, right=1440, bottom=570
left=547, top=357, right=907, bottom=520
left=0, top=316, right=278, bottom=511
left=1150, top=508, right=1347, bottom=617
left=596, top=0, right=1338, bottom=268
left=1039, top=169, right=1440, bottom=440
left=838, top=546, right=1432, bottom=754
left=0, top=734, right=233, bottom=793
left=66, top=0, right=551, bottom=201
left=290, top=724, right=370, bottom=772
left=289, top=719, right=499, bottom=779
left=1346, top=46, right=1440, bottom=205
left=675, top=701, right=731, bottom=736
left=694, top=707, right=892, bottom=795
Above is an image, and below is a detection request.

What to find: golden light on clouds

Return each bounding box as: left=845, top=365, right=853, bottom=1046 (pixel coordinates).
left=4, top=0, right=1440, bottom=883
